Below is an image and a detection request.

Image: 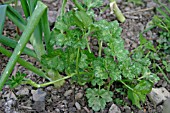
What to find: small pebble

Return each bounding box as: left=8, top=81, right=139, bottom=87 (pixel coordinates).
left=75, top=102, right=81, bottom=110
left=31, top=89, right=47, bottom=101
left=16, top=87, right=29, bottom=96
left=64, top=89, right=73, bottom=97
left=162, top=81, right=167, bottom=87
left=75, top=93, right=83, bottom=100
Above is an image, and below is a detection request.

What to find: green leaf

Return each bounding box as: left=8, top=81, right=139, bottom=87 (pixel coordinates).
left=134, top=80, right=153, bottom=95
left=166, top=63, right=170, bottom=72
left=75, top=11, right=93, bottom=28
left=83, top=0, right=103, bottom=9
left=6, top=72, right=27, bottom=89
left=91, top=78, right=105, bottom=86
left=100, top=89, right=113, bottom=102
left=128, top=89, right=141, bottom=108
left=139, top=33, right=147, bottom=45
left=128, top=80, right=153, bottom=108
left=79, top=53, right=88, bottom=69
left=93, top=58, right=108, bottom=79
left=86, top=88, right=113, bottom=111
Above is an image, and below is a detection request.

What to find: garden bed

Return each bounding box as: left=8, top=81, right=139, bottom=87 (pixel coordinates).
left=0, top=0, right=170, bottom=113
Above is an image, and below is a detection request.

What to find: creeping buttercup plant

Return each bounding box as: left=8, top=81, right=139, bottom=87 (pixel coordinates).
left=0, top=0, right=159, bottom=111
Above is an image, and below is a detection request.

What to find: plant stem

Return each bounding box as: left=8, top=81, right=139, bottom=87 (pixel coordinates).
left=110, top=0, right=125, bottom=23
left=0, top=1, right=47, bottom=91
left=22, top=73, right=76, bottom=88
left=0, top=46, right=50, bottom=80
left=76, top=48, right=80, bottom=74
left=61, top=0, right=67, bottom=17
left=156, top=64, right=170, bottom=84
left=120, top=80, right=134, bottom=91
left=84, top=30, right=91, bottom=53
left=98, top=40, right=103, bottom=57
left=41, top=9, right=52, bottom=53
left=72, top=0, right=85, bottom=11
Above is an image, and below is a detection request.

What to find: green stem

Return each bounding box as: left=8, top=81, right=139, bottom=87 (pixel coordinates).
left=83, top=30, right=91, bottom=53
left=0, top=46, right=50, bottom=80
left=0, top=1, right=47, bottom=91
left=41, top=9, right=53, bottom=53
left=120, top=80, right=134, bottom=91
left=72, top=0, right=85, bottom=11
left=61, top=0, right=67, bottom=17
left=86, top=38, right=91, bottom=53
left=76, top=48, right=80, bottom=74
left=22, top=73, right=76, bottom=88
left=98, top=40, right=103, bottom=57
left=20, top=0, right=30, bottom=18
left=110, top=1, right=125, bottom=23
left=156, top=64, right=170, bottom=84
left=107, top=79, right=114, bottom=91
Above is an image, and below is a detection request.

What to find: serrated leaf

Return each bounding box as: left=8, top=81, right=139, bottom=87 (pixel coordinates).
left=100, top=89, right=113, bottom=102
left=6, top=72, right=27, bottom=89
left=93, top=58, right=108, bottom=79
left=128, top=80, right=153, bottom=108
left=134, top=80, right=153, bottom=95
left=128, top=89, right=141, bottom=109
left=91, top=78, right=105, bottom=86
left=75, top=11, right=93, bottom=28
left=83, top=0, right=103, bottom=9
left=86, top=88, right=113, bottom=111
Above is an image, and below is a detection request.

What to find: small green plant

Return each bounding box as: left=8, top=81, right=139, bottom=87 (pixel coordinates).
left=152, top=1, right=170, bottom=53
left=0, top=0, right=159, bottom=111
left=149, top=1, right=170, bottom=83
left=6, top=72, right=27, bottom=89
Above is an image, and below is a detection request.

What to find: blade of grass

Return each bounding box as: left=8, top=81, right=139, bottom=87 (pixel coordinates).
left=0, top=5, right=7, bottom=34
left=20, top=0, right=30, bottom=18
left=0, top=5, right=26, bottom=33
left=0, top=46, right=50, bottom=80
left=156, top=64, right=170, bottom=84
left=30, top=23, right=46, bottom=60
left=6, top=5, right=26, bottom=30
left=0, top=35, right=36, bottom=58
left=41, top=9, right=53, bottom=53
left=0, top=1, right=47, bottom=91
left=72, top=0, right=85, bottom=11
left=27, top=0, right=38, bottom=15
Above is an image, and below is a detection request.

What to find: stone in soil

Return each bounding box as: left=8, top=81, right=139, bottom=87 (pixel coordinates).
left=162, top=98, right=170, bottom=113
left=31, top=89, right=47, bottom=101
left=48, top=10, right=57, bottom=25
left=2, top=91, right=17, bottom=100
left=32, top=101, right=46, bottom=112
left=75, top=92, right=83, bottom=100
left=148, top=87, right=170, bottom=105
left=109, top=103, right=121, bottom=113
left=16, top=87, right=29, bottom=96
left=75, top=102, right=81, bottom=110
left=64, top=89, right=73, bottom=97
left=124, top=106, right=131, bottom=113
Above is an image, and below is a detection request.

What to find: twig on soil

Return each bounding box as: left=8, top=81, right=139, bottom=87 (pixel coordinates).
left=19, top=105, right=32, bottom=110
left=123, top=7, right=155, bottom=15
